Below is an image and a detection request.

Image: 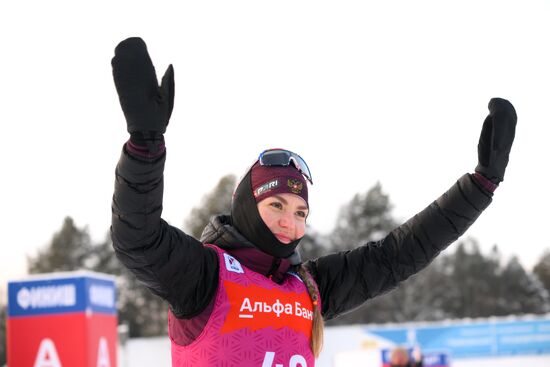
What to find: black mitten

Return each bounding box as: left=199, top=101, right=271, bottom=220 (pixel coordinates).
left=112, top=37, right=174, bottom=134
left=475, top=98, right=517, bottom=184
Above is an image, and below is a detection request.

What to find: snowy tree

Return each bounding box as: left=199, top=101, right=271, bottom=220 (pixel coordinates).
left=184, top=174, right=236, bottom=238
left=499, top=256, right=549, bottom=315
left=441, top=239, right=502, bottom=318
left=27, top=216, right=94, bottom=273
left=533, top=250, right=550, bottom=296
left=329, top=182, right=397, bottom=252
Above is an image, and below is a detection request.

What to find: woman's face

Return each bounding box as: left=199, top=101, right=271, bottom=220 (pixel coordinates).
left=257, top=193, right=308, bottom=244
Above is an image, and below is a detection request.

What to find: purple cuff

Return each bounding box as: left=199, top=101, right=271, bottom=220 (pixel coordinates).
left=126, top=139, right=166, bottom=159
left=473, top=172, right=498, bottom=193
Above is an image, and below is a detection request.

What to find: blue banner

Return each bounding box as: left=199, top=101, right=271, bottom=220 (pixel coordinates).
left=8, top=273, right=116, bottom=317
left=366, top=317, right=550, bottom=359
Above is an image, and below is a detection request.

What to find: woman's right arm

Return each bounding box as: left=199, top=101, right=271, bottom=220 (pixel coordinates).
left=110, top=38, right=219, bottom=319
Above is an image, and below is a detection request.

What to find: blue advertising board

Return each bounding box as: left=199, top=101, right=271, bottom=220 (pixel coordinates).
left=366, top=316, right=550, bottom=359
left=8, top=272, right=116, bottom=317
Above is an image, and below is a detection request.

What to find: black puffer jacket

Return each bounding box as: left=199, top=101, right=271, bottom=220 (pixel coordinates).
left=111, top=145, right=493, bottom=320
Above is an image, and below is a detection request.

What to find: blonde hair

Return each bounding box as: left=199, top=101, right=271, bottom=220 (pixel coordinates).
left=297, top=264, right=324, bottom=357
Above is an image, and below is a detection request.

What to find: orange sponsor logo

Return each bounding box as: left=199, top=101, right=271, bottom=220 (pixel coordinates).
left=221, top=281, right=313, bottom=338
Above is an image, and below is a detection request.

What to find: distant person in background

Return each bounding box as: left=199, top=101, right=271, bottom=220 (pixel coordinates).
left=389, top=346, right=423, bottom=367
left=110, top=37, right=517, bottom=367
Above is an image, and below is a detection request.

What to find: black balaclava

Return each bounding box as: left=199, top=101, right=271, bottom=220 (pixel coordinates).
left=231, top=163, right=307, bottom=259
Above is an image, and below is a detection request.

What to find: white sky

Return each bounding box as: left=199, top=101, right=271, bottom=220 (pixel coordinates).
left=1, top=0, right=549, bottom=295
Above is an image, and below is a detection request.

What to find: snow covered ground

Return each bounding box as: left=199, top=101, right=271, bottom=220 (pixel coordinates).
left=119, top=336, right=171, bottom=367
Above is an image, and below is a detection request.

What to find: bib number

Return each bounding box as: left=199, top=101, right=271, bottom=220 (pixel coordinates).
left=262, top=352, right=307, bottom=367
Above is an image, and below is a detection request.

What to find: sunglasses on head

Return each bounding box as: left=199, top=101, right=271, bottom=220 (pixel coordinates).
left=258, top=148, right=313, bottom=184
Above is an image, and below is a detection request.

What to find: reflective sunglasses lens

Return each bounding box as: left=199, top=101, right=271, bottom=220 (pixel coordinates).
left=290, top=155, right=312, bottom=183
left=260, top=150, right=291, bottom=166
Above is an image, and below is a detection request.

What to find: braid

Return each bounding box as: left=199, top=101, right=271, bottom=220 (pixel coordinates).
left=297, top=264, right=324, bottom=358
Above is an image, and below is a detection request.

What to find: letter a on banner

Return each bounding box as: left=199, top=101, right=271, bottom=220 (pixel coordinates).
left=34, top=338, right=62, bottom=367
left=97, top=337, right=111, bottom=367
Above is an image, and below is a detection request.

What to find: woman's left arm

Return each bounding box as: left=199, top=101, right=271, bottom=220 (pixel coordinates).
left=307, top=98, right=517, bottom=321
